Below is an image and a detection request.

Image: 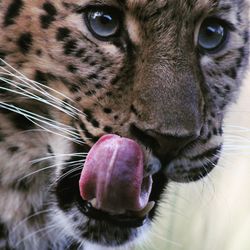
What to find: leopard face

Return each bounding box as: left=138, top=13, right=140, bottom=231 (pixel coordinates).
left=0, top=0, right=249, bottom=249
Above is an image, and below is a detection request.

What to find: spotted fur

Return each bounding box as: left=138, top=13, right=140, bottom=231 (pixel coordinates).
left=0, top=0, right=249, bottom=249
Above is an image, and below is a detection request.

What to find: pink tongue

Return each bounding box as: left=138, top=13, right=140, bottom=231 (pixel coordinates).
left=79, top=134, right=152, bottom=213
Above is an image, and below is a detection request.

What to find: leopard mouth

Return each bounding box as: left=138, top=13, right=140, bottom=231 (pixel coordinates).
left=55, top=134, right=167, bottom=242
left=76, top=198, right=153, bottom=228
left=77, top=134, right=157, bottom=228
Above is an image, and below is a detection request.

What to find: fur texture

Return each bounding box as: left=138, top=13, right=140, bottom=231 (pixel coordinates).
left=0, top=0, right=249, bottom=249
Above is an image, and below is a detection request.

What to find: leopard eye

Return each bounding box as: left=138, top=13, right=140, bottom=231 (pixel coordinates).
left=198, top=18, right=228, bottom=53
left=85, top=7, right=120, bottom=40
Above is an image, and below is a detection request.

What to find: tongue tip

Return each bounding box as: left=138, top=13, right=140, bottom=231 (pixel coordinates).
left=79, top=134, right=150, bottom=213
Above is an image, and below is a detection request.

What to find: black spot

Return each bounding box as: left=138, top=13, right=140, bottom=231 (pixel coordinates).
left=0, top=131, right=5, bottom=142
left=103, top=126, right=113, bottom=133
left=11, top=113, right=34, bottom=130
left=62, top=2, right=71, bottom=9
left=213, top=128, right=218, bottom=135
left=0, top=107, right=12, bottom=115
left=75, top=97, right=82, bottom=102
left=17, top=32, right=33, bottom=54
left=206, top=70, right=215, bottom=78
left=47, top=145, right=53, bottom=154
left=68, top=242, right=81, bottom=249
left=106, top=91, right=113, bottom=97
left=191, top=145, right=221, bottom=161
left=214, top=86, right=226, bottom=98
left=103, top=108, right=112, bottom=114
left=91, top=119, right=99, bottom=128
left=67, top=64, right=77, bottom=73
left=200, top=126, right=205, bottom=136
left=219, top=127, right=223, bottom=135
left=40, top=2, right=57, bottom=29
left=224, top=85, right=231, bottom=92
left=43, top=2, right=57, bottom=16
left=244, top=30, right=249, bottom=44
left=75, top=48, right=85, bottom=58
left=12, top=179, right=30, bottom=192
left=83, top=109, right=94, bottom=122
left=34, top=70, right=55, bottom=85
left=82, top=56, right=91, bottom=64
left=4, top=0, right=24, bottom=26
left=34, top=70, right=47, bottom=84
left=95, top=83, right=102, bottom=89
left=236, top=47, right=245, bottom=67
left=207, top=132, right=212, bottom=140
left=0, top=79, right=11, bottom=94
left=56, top=27, right=71, bottom=41
left=0, top=50, right=6, bottom=66
left=99, top=66, right=106, bottom=71
left=219, top=102, right=226, bottom=110
left=237, top=11, right=242, bottom=24
left=78, top=78, right=87, bottom=86
left=217, top=4, right=230, bottom=12
left=130, top=105, right=139, bottom=116
left=69, top=84, right=81, bottom=93
left=85, top=90, right=96, bottom=96
left=224, top=67, right=237, bottom=79
left=79, top=122, right=99, bottom=143
left=214, top=51, right=231, bottom=63
left=0, top=221, right=7, bottom=239
left=8, top=146, right=19, bottom=153
left=111, top=75, right=120, bottom=85
left=87, top=73, right=98, bottom=80
left=36, top=49, right=42, bottom=56
left=40, top=15, right=52, bottom=29
left=89, top=61, right=97, bottom=66
left=64, top=39, right=77, bottom=55
left=73, top=215, right=79, bottom=222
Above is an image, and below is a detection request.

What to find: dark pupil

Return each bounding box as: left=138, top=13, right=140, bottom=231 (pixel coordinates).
left=89, top=11, right=118, bottom=38
left=199, top=22, right=225, bottom=50
left=99, top=14, right=112, bottom=25
left=206, top=24, right=224, bottom=39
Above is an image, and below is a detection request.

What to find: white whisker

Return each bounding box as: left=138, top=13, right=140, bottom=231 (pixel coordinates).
left=0, top=59, right=83, bottom=116
left=30, top=153, right=87, bottom=164
left=0, top=77, right=76, bottom=118
left=0, top=102, right=85, bottom=144
left=10, top=209, right=54, bottom=234
left=20, top=159, right=85, bottom=181
left=52, top=165, right=83, bottom=187
left=150, top=230, right=183, bottom=248
left=15, top=224, right=58, bottom=247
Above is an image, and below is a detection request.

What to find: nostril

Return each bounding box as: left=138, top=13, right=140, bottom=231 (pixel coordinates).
left=146, top=130, right=196, bottom=158
left=130, top=124, right=197, bottom=165
left=130, top=124, right=159, bottom=149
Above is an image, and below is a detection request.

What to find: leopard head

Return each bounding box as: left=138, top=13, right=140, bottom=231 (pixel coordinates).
left=0, top=0, right=249, bottom=248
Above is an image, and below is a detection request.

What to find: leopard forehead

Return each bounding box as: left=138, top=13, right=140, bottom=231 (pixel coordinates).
left=125, top=0, right=213, bottom=10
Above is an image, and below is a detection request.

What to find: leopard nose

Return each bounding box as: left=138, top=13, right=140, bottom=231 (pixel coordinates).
left=130, top=125, right=197, bottom=165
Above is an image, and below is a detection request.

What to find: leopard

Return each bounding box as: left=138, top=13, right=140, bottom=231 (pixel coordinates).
left=0, top=0, right=249, bottom=249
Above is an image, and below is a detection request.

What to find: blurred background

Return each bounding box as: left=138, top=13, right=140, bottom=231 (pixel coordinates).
left=137, top=62, right=250, bottom=250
